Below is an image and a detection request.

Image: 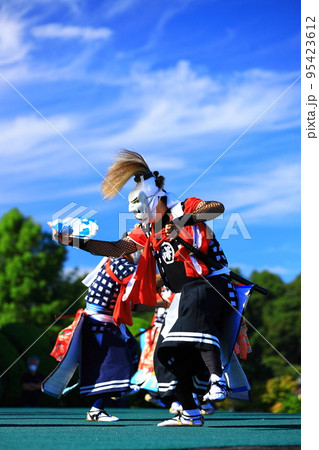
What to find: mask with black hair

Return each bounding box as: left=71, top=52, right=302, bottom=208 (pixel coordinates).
left=101, top=150, right=172, bottom=223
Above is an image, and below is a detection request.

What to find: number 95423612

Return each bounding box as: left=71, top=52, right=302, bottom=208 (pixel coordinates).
left=306, top=17, right=316, bottom=79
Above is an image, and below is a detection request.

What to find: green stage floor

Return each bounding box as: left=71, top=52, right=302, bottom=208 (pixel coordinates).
left=0, top=408, right=301, bottom=450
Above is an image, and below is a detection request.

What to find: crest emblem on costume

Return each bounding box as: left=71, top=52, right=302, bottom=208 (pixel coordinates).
left=161, top=242, right=175, bottom=264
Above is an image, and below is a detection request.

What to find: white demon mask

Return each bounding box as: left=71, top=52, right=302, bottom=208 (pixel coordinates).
left=128, top=175, right=165, bottom=224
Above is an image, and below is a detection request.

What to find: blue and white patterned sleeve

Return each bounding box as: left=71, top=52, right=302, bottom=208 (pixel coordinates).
left=110, top=258, right=135, bottom=281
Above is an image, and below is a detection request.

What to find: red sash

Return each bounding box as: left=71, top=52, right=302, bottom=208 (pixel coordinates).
left=104, top=259, right=136, bottom=326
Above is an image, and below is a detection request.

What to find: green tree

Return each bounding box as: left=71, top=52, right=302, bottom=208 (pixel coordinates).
left=0, top=208, right=85, bottom=327
left=0, top=331, right=25, bottom=405
left=238, top=271, right=301, bottom=411
left=261, top=375, right=301, bottom=413
left=243, top=271, right=287, bottom=383
left=262, top=274, right=301, bottom=376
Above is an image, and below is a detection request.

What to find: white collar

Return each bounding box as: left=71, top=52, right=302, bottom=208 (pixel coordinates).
left=166, top=192, right=183, bottom=219
left=82, top=257, right=108, bottom=287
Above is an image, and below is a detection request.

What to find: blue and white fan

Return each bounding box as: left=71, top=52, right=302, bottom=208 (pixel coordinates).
left=48, top=217, right=99, bottom=238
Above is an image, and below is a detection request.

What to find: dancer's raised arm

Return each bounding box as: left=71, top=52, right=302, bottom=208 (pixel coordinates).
left=53, top=230, right=141, bottom=256
left=176, top=200, right=225, bottom=227
left=78, top=237, right=139, bottom=256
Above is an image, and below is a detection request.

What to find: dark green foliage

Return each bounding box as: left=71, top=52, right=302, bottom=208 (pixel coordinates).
left=0, top=332, right=25, bottom=405
left=0, top=208, right=87, bottom=330
left=261, top=375, right=301, bottom=413
left=245, top=271, right=301, bottom=377
left=1, top=322, right=55, bottom=371
left=0, top=208, right=67, bottom=326
left=128, top=310, right=154, bottom=338
left=0, top=323, right=62, bottom=406
left=224, top=271, right=301, bottom=412
left=0, top=208, right=86, bottom=406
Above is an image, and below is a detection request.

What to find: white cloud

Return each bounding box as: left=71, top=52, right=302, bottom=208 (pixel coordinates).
left=0, top=114, right=74, bottom=157
left=0, top=58, right=300, bottom=226
left=31, top=23, right=112, bottom=41
left=2, top=0, right=83, bottom=15
left=205, top=162, right=301, bottom=224
left=0, top=181, right=102, bottom=207
left=128, top=0, right=196, bottom=54
left=104, top=0, right=141, bottom=19
left=0, top=9, right=30, bottom=65
left=90, top=62, right=300, bottom=151
left=0, top=113, right=97, bottom=189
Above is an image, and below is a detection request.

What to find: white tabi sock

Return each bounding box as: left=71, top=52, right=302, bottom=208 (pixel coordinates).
left=210, top=373, right=224, bottom=383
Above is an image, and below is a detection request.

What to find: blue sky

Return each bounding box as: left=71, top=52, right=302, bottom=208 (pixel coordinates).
left=0, top=0, right=301, bottom=282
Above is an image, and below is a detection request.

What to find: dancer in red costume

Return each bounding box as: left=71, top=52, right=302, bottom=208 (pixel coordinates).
left=55, top=150, right=247, bottom=427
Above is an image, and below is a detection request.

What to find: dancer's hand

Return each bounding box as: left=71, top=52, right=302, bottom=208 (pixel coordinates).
left=52, top=229, right=73, bottom=246
left=165, top=223, right=179, bottom=241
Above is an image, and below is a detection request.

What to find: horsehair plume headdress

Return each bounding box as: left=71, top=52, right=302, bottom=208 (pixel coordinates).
left=102, top=149, right=165, bottom=199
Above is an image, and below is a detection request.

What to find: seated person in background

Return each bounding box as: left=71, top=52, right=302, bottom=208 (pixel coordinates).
left=21, top=356, right=44, bottom=407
